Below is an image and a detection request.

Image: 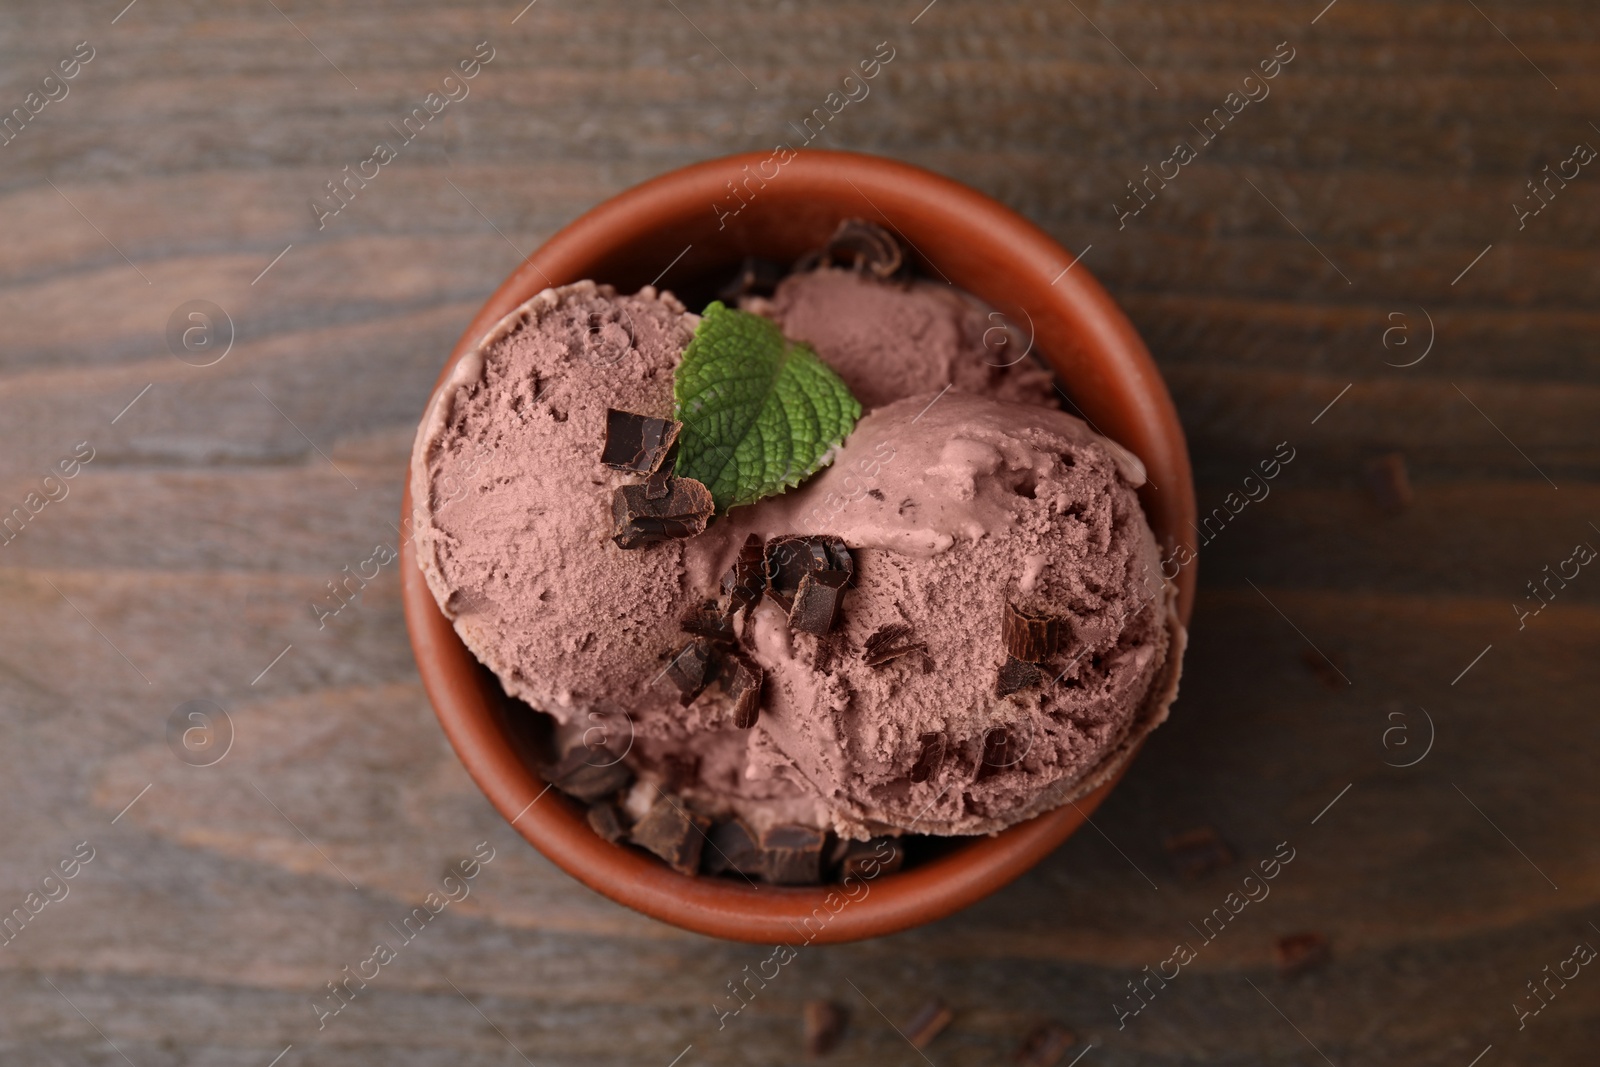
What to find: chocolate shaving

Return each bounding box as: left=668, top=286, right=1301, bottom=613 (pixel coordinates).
left=702, top=818, right=762, bottom=877
left=611, top=477, right=714, bottom=549
left=902, top=999, right=953, bottom=1050
left=1162, top=826, right=1234, bottom=881
left=996, top=655, right=1044, bottom=696
left=803, top=1000, right=848, bottom=1057
left=721, top=534, right=767, bottom=614
left=909, top=733, right=946, bottom=783
left=630, top=797, right=709, bottom=876
left=601, top=409, right=681, bottom=473
left=539, top=746, right=633, bottom=802
left=681, top=601, right=736, bottom=644
left=796, top=218, right=905, bottom=280
left=790, top=569, right=850, bottom=635
left=585, top=800, right=627, bottom=843
left=760, top=824, right=826, bottom=885
left=1002, top=600, right=1062, bottom=662
left=1013, top=1023, right=1076, bottom=1067
left=723, top=652, right=763, bottom=729
left=1275, top=932, right=1331, bottom=978
left=765, top=536, right=853, bottom=611
left=813, top=634, right=844, bottom=674
left=664, top=639, right=719, bottom=705
left=832, top=837, right=905, bottom=880
left=977, top=726, right=1015, bottom=780
left=863, top=623, right=927, bottom=668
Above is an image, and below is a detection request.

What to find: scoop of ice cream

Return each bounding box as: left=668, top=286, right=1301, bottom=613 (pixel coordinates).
left=748, top=268, right=1056, bottom=411
left=410, top=281, right=706, bottom=716
left=695, top=392, right=1179, bottom=838
left=413, top=279, right=1181, bottom=841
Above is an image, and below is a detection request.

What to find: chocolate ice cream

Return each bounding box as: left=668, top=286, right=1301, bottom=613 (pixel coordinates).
left=411, top=258, right=1183, bottom=853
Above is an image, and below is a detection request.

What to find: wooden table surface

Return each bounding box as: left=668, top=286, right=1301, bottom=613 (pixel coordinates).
left=3, top=1, right=1596, bottom=1064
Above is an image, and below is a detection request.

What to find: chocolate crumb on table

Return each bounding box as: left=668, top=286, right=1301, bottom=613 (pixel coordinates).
left=1275, top=931, right=1331, bottom=977
left=1365, top=451, right=1414, bottom=515
left=1013, top=1022, right=1077, bottom=1067
left=1301, top=646, right=1350, bottom=690
left=1162, top=826, right=1234, bottom=880
left=902, top=998, right=954, bottom=1049
left=803, top=999, right=848, bottom=1057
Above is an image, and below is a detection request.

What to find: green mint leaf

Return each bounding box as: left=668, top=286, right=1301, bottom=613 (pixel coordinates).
left=673, top=302, right=861, bottom=512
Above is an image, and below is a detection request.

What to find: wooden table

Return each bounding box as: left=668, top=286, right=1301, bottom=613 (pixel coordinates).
left=3, top=1, right=1594, bottom=1063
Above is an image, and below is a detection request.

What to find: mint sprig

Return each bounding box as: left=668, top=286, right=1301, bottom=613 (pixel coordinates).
left=673, top=302, right=861, bottom=512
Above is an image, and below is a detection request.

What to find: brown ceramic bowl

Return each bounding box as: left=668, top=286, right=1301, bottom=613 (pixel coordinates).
left=401, top=149, right=1196, bottom=943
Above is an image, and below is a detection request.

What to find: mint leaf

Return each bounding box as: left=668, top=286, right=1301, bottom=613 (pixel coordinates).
left=673, top=302, right=861, bottom=511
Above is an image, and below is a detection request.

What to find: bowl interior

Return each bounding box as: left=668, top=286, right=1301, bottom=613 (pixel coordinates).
left=401, top=149, right=1196, bottom=943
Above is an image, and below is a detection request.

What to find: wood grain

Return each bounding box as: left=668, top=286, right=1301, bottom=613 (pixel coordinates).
left=2, top=1, right=1597, bottom=1064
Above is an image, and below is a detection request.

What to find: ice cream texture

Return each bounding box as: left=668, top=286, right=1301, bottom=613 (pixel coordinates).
left=411, top=270, right=1182, bottom=839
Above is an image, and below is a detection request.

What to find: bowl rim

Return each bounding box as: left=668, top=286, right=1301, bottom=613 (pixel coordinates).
left=401, top=148, right=1196, bottom=944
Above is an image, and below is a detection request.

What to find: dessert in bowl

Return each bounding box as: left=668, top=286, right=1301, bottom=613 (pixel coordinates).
left=401, top=150, right=1195, bottom=943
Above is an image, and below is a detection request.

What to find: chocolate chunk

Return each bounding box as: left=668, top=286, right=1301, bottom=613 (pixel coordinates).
left=703, top=818, right=762, bottom=877
left=1275, top=932, right=1331, bottom=978
left=1003, top=601, right=1062, bottom=662
left=977, top=727, right=1015, bottom=780
left=766, top=536, right=854, bottom=611
left=863, top=623, right=926, bottom=668
left=539, top=745, right=633, bottom=802
left=601, top=409, right=681, bottom=472
left=1365, top=451, right=1413, bottom=515
left=664, top=639, right=719, bottom=705
left=1013, top=1023, right=1076, bottom=1067
left=760, top=824, right=826, bottom=884
left=831, top=837, right=905, bottom=880
left=630, top=797, right=709, bottom=876
left=790, top=569, right=850, bottom=635
left=902, top=998, right=953, bottom=1050
left=643, top=459, right=676, bottom=500
left=909, top=732, right=946, bottom=783
left=585, top=800, right=627, bottom=843
left=611, top=477, right=714, bottom=549
left=996, top=655, right=1044, bottom=696
left=803, top=1000, right=848, bottom=1057
left=797, top=218, right=905, bottom=280
left=681, top=601, right=736, bottom=644
left=723, top=652, right=763, bottom=729
left=721, top=534, right=768, bottom=613
left=1162, top=826, right=1234, bottom=881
